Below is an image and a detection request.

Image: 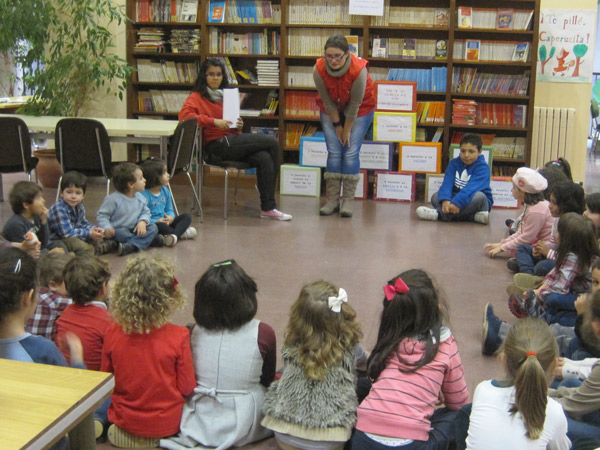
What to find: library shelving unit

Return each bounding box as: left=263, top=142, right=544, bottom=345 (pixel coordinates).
left=125, top=0, right=539, bottom=173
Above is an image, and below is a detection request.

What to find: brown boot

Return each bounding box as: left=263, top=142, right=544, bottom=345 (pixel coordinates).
left=319, top=172, right=342, bottom=216
left=340, top=174, right=360, bottom=218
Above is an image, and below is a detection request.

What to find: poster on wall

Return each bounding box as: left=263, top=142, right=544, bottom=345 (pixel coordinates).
left=537, top=9, right=596, bottom=83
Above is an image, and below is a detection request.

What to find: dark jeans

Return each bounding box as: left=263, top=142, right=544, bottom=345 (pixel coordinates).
left=155, top=213, right=191, bottom=239
left=206, top=133, right=279, bottom=211
left=431, top=191, right=489, bottom=222
left=543, top=292, right=578, bottom=326
left=558, top=379, right=600, bottom=441
left=514, top=244, right=555, bottom=275
left=351, top=408, right=458, bottom=450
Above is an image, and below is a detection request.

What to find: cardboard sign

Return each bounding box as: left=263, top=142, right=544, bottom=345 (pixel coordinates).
left=359, top=141, right=394, bottom=170
left=399, top=142, right=442, bottom=173
left=425, top=173, right=445, bottom=203
left=374, top=171, right=415, bottom=202
left=374, top=112, right=416, bottom=143
left=450, top=144, right=494, bottom=168
left=280, top=164, right=321, bottom=197
left=375, top=81, right=417, bottom=112
left=491, top=176, right=520, bottom=209
left=340, top=170, right=368, bottom=199
left=299, top=137, right=328, bottom=167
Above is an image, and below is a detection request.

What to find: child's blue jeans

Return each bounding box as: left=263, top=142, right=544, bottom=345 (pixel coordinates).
left=514, top=244, right=555, bottom=275
left=431, top=191, right=489, bottom=222
left=114, top=223, right=158, bottom=250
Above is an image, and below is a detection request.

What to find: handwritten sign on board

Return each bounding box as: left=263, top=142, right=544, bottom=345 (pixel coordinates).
left=374, top=112, right=416, bottom=143
left=375, top=81, right=417, bottom=112
left=425, top=174, right=445, bottom=202
left=400, top=143, right=441, bottom=173
left=280, top=165, right=321, bottom=197
left=349, top=0, right=384, bottom=16
left=374, top=171, right=415, bottom=202
left=491, top=176, right=520, bottom=209
left=299, top=137, right=328, bottom=167
left=359, top=142, right=393, bottom=170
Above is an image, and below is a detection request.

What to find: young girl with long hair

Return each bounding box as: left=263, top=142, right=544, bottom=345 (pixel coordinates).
left=179, top=58, right=291, bottom=220
left=101, top=255, right=195, bottom=448
left=352, top=269, right=469, bottom=450
left=509, top=213, right=600, bottom=326
left=262, top=281, right=362, bottom=449
left=466, top=318, right=570, bottom=449
left=140, top=158, right=196, bottom=244
left=485, top=167, right=554, bottom=258
left=162, top=259, right=275, bottom=450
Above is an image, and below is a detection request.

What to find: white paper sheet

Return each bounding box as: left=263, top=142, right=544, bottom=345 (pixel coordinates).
left=223, top=88, right=240, bottom=128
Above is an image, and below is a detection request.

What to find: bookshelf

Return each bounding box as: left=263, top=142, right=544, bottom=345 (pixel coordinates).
left=125, top=0, right=539, bottom=173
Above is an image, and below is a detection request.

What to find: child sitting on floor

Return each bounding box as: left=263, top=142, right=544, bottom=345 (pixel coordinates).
left=25, top=252, right=73, bottom=340
left=96, top=162, right=160, bottom=257
left=417, top=133, right=493, bottom=224
left=101, top=255, right=195, bottom=448
left=140, top=159, right=196, bottom=245
left=484, top=167, right=554, bottom=258
left=584, top=193, right=600, bottom=238
left=47, top=171, right=114, bottom=256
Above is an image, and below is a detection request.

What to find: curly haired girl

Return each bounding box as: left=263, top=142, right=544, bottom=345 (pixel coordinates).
left=262, top=280, right=362, bottom=449
left=101, top=255, right=195, bottom=448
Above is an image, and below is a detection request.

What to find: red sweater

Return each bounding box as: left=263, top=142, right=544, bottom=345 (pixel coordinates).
left=55, top=302, right=112, bottom=371
left=101, top=322, right=196, bottom=438
left=179, top=91, right=241, bottom=145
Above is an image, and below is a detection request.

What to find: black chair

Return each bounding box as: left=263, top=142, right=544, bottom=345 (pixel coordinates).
left=166, top=118, right=202, bottom=217
left=0, top=117, right=39, bottom=198
left=54, top=118, right=113, bottom=200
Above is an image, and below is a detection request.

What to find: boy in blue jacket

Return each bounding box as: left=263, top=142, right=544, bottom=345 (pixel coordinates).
left=417, top=133, right=493, bottom=224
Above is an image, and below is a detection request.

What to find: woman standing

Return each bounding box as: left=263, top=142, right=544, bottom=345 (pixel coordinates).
left=179, top=58, right=292, bottom=221
left=314, top=34, right=375, bottom=217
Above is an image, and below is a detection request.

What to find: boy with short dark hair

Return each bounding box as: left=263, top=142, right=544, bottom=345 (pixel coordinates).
left=25, top=252, right=74, bottom=340
left=417, top=133, right=493, bottom=224
left=48, top=171, right=116, bottom=256
left=96, top=162, right=159, bottom=256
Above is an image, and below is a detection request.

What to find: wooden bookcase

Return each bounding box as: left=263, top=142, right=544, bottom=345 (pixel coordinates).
left=125, top=0, right=539, bottom=174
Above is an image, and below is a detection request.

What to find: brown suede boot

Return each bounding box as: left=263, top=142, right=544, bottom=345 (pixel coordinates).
left=339, top=174, right=360, bottom=218
left=319, top=172, right=342, bottom=216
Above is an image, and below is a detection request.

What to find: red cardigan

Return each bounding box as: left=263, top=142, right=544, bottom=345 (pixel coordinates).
left=101, top=322, right=196, bottom=438
left=179, top=91, right=241, bottom=145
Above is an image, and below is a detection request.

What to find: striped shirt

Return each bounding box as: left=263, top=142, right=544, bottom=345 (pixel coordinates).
left=356, top=327, right=469, bottom=441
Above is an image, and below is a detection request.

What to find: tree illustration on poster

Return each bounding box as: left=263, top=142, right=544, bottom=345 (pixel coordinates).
left=539, top=45, right=556, bottom=75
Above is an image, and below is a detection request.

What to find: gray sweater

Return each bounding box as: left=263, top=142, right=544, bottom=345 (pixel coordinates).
left=550, top=361, right=600, bottom=419
left=96, top=192, right=151, bottom=231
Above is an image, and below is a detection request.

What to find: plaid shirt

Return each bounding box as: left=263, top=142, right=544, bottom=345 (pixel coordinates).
left=25, top=288, right=72, bottom=340
left=48, top=199, right=94, bottom=241
left=539, top=253, right=595, bottom=302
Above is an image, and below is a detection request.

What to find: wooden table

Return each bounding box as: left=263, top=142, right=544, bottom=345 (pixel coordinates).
left=0, top=359, right=114, bottom=450
left=0, top=96, right=31, bottom=114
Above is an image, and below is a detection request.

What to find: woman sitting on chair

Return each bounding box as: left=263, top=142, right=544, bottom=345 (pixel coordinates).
left=179, top=58, right=292, bottom=221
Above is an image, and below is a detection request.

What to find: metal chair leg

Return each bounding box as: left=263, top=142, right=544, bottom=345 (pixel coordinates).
left=224, top=168, right=229, bottom=220
left=234, top=170, right=241, bottom=205
left=106, top=178, right=111, bottom=198
left=167, top=182, right=179, bottom=216
left=185, top=172, right=203, bottom=219
left=56, top=175, right=63, bottom=202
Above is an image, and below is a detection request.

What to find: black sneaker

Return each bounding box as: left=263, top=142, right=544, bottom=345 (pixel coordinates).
left=505, top=219, right=515, bottom=228
left=94, top=239, right=118, bottom=256
left=506, top=258, right=520, bottom=273
left=482, top=303, right=503, bottom=356
left=117, top=243, right=137, bottom=257
left=151, top=235, right=165, bottom=247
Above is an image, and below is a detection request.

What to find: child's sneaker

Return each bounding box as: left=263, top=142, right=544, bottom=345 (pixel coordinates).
left=118, top=243, right=137, bottom=257
left=474, top=211, right=489, bottom=224
left=107, top=424, right=159, bottom=448
left=164, top=234, right=177, bottom=247
left=506, top=258, right=520, bottom=273
left=508, top=293, right=528, bottom=318
left=260, top=209, right=292, bottom=221
left=505, top=218, right=515, bottom=229
left=180, top=226, right=197, bottom=239
left=94, top=239, right=118, bottom=256
left=482, top=303, right=503, bottom=356
left=513, top=273, right=544, bottom=291
left=416, top=206, right=439, bottom=221
left=151, top=235, right=165, bottom=247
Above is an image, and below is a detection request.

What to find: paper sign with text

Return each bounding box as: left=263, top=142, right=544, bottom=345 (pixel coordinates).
left=374, top=112, right=416, bottom=142
left=280, top=164, right=321, bottom=197
left=359, top=142, right=394, bottom=170
left=425, top=174, right=445, bottom=202
left=299, top=137, right=328, bottom=167
left=375, top=81, right=417, bottom=112
left=374, top=171, right=415, bottom=202
left=491, top=176, right=520, bottom=209
left=399, top=142, right=442, bottom=173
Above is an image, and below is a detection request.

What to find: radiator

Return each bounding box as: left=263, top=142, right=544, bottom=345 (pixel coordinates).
left=531, top=107, right=576, bottom=169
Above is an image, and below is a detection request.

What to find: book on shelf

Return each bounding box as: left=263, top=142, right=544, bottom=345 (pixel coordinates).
left=512, top=43, right=530, bottom=63
left=137, top=60, right=198, bottom=83
left=285, top=122, right=318, bottom=147
left=209, top=0, right=225, bottom=22
left=451, top=131, right=495, bottom=145
left=287, top=67, right=315, bottom=87
left=465, top=40, right=480, bottom=61
left=435, top=40, right=447, bottom=59
left=452, top=100, right=527, bottom=127
left=285, top=91, right=319, bottom=119
left=371, top=6, right=449, bottom=27
left=346, top=35, right=359, bottom=56
left=387, top=67, right=447, bottom=93
left=287, top=28, right=351, bottom=56
left=180, top=0, right=198, bottom=22
left=432, top=127, right=443, bottom=142
left=402, top=39, right=416, bottom=59
left=454, top=40, right=528, bottom=62
left=209, top=28, right=280, bottom=55
left=256, top=59, right=279, bottom=86
left=251, top=126, right=279, bottom=138
left=372, top=38, right=388, bottom=58
left=496, top=9, right=513, bottom=30
left=416, top=101, right=445, bottom=125
left=452, top=68, right=530, bottom=96
left=261, top=89, right=279, bottom=116
left=288, top=0, right=362, bottom=25
left=457, top=7, right=472, bottom=28
left=236, top=69, right=258, bottom=85
left=170, top=29, right=200, bottom=53
left=434, top=8, right=449, bottom=27
left=138, top=90, right=189, bottom=113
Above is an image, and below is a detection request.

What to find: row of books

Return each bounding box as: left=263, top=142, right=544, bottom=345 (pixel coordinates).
left=454, top=40, right=530, bottom=62
left=450, top=131, right=495, bottom=145
left=134, top=28, right=200, bottom=53
left=287, top=28, right=351, bottom=57
left=492, top=166, right=519, bottom=176
left=416, top=102, right=445, bottom=125
left=135, top=0, right=198, bottom=22
left=137, top=59, right=198, bottom=83
left=208, top=28, right=280, bottom=54
left=285, top=91, right=319, bottom=119
left=452, top=99, right=527, bottom=127
left=287, top=0, right=363, bottom=25
left=451, top=131, right=525, bottom=159
left=287, top=67, right=315, bottom=88
left=138, top=90, right=189, bottom=112
left=208, top=0, right=281, bottom=24
left=386, top=67, right=447, bottom=93
left=457, top=7, right=534, bottom=30
left=452, top=68, right=530, bottom=96
left=372, top=7, right=449, bottom=27
left=372, top=38, right=447, bottom=60
left=250, top=126, right=279, bottom=138
left=257, top=59, right=279, bottom=86
left=239, top=90, right=278, bottom=116
left=285, top=122, right=318, bottom=147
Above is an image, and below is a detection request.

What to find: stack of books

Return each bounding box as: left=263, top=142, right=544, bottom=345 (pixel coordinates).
left=452, top=99, right=477, bottom=126
left=285, top=123, right=318, bottom=147
left=134, top=28, right=167, bottom=53
left=170, top=29, right=200, bottom=53
left=256, top=60, right=279, bottom=86
left=261, top=90, right=279, bottom=115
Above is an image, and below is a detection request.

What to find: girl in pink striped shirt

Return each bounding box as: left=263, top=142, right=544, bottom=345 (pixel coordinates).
left=353, top=269, right=469, bottom=450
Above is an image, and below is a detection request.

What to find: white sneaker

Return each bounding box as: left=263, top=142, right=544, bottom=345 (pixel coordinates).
left=416, top=206, right=439, bottom=221
left=164, top=234, right=178, bottom=247
left=181, top=226, right=197, bottom=239
left=474, top=211, right=490, bottom=225
left=260, top=209, right=292, bottom=221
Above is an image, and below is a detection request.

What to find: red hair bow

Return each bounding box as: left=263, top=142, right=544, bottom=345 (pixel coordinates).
left=383, top=278, right=410, bottom=301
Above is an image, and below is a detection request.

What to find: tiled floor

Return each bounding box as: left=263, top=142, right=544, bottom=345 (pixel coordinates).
left=1, top=151, right=598, bottom=450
